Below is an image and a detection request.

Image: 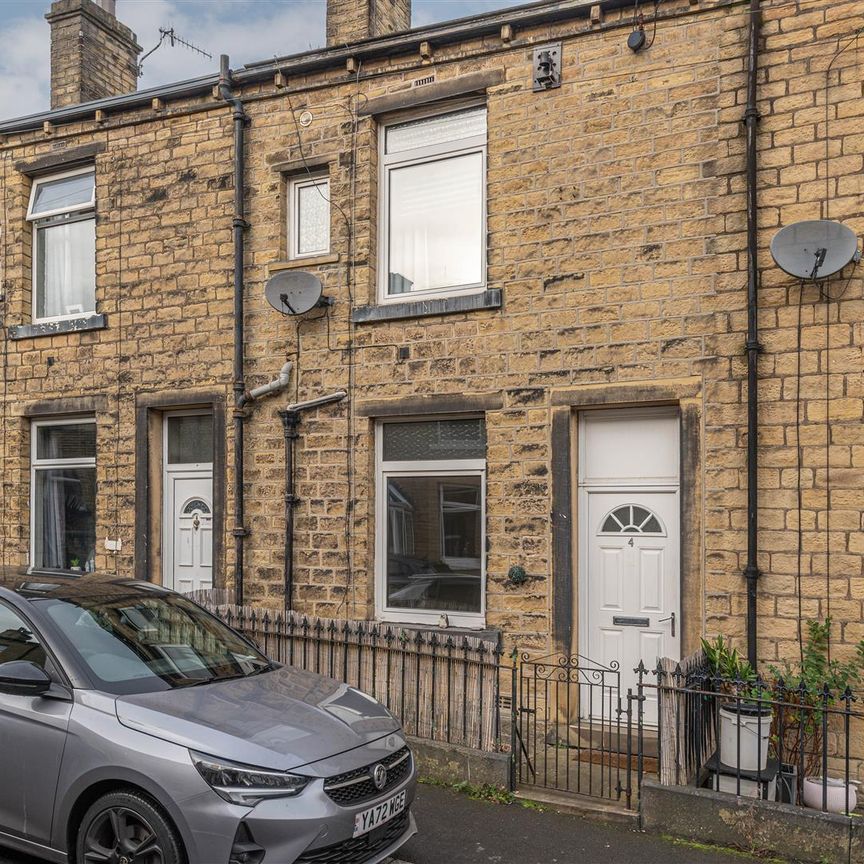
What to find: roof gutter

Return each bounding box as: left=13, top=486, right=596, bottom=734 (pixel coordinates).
left=0, top=0, right=639, bottom=135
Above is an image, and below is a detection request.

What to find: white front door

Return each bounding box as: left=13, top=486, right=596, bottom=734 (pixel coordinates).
left=579, top=409, right=681, bottom=726
left=164, top=472, right=213, bottom=594
left=162, top=411, right=214, bottom=594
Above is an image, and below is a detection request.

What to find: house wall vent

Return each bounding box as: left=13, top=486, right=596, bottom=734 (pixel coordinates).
left=413, top=75, right=436, bottom=88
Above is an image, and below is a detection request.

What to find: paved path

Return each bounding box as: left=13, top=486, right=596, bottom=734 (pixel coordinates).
left=393, top=784, right=752, bottom=864
left=0, top=785, right=751, bottom=864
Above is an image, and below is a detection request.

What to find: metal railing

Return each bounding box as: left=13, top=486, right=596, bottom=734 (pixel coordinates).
left=194, top=596, right=504, bottom=752
left=648, top=662, right=864, bottom=816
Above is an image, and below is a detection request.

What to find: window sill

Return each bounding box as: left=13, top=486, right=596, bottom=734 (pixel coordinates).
left=352, top=288, right=501, bottom=323
left=8, top=313, right=107, bottom=340
left=268, top=254, right=340, bottom=272
left=377, top=618, right=498, bottom=641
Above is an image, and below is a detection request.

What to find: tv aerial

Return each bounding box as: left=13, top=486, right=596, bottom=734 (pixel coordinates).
left=770, top=220, right=860, bottom=281
left=264, top=271, right=332, bottom=316
left=138, top=28, right=212, bottom=77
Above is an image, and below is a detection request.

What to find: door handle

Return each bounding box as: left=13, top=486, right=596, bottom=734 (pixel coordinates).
left=658, top=612, right=676, bottom=637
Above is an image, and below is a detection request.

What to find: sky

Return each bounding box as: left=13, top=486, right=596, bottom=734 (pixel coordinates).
left=0, top=0, right=527, bottom=121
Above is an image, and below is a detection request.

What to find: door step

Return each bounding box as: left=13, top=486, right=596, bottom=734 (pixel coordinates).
left=543, top=722, right=659, bottom=759
left=514, top=786, right=639, bottom=826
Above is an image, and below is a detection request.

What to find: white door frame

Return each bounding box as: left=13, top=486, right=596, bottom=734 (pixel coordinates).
left=162, top=410, right=213, bottom=591
left=577, top=407, right=681, bottom=683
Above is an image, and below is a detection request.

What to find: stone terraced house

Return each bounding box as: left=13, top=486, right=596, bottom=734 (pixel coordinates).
left=0, top=0, right=862, bottom=715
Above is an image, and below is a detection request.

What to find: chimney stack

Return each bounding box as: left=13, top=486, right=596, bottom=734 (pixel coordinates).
left=46, top=0, right=141, bottom=109
left=326, top=0, right=411, bottom=47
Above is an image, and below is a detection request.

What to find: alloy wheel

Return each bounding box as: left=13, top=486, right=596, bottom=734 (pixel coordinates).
left=83, top=806, right=164, bottom=864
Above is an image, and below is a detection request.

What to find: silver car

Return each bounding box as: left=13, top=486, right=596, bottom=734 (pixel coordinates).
left=0, top=572, right=417, bottom=864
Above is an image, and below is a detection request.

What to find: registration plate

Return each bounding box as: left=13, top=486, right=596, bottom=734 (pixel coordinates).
left=353, top=790, right=407, bottom=838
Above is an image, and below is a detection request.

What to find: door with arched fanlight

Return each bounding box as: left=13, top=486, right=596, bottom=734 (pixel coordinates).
left=579, top=409, right=681, bottom=727
left=162, top=411, right=214, bottom=594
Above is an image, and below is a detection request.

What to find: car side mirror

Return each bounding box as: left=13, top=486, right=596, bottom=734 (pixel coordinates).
left=0, top=660, right=52, bottom=696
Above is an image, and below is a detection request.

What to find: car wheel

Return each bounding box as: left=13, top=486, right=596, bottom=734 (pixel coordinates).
left=76, top=790, right=184, bottom=864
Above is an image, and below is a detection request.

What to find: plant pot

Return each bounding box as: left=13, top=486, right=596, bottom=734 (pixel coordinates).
left=70, top=566, right=82, bottom=573
left=802, top=777, right=858, bottom=813
left=718, top=703, right=773, bottom=772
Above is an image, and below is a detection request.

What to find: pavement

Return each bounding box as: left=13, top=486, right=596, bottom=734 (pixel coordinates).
left=0, top=784, right=750, bottom=864
left=392, top=783, right=750, bottom=864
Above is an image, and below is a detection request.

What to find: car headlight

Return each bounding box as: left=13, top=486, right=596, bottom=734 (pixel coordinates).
left=191, top=751, right=310, bottom=806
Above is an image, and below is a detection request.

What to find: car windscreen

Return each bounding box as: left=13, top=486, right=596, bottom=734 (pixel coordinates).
left=41, top=591, right=273, bottom=694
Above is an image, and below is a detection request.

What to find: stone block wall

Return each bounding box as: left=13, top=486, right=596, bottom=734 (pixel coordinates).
left=0, top=0, right=862, bottom=682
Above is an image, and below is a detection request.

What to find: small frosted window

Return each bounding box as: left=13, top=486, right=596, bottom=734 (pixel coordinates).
left=600, top=505, right=664, bottom=535
left=382, top=419, right=486, bottom=462
left=182, top=498, right=211, bottom=515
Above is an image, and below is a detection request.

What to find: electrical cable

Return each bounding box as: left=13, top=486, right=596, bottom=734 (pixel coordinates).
left=818, top=25, right=861, bottom=657
left=111, top=126, right=123, bottom=576
left=0, top=150, right=9, bottom=577
left=794, top=281, right=805, bottom=666
left=283, top=63, right=364, bottom=617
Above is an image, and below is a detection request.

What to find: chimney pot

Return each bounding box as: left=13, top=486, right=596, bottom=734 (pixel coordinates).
left=326, top=0, right=411, bottom=47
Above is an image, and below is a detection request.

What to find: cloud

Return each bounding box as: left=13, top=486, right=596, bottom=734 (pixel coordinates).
left=0, top=13, right=50, bottom=121
left=0, top=0, right=527, bottom=122
left=128, top=0, right=326, bottom=90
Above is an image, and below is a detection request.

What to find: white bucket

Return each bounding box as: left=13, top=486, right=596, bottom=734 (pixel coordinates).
left=718, top=704, right=773, bottom=772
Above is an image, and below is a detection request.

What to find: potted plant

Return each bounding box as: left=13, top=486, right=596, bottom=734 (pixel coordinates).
left=702, top=635, right=773, bottom=772
left=69, top=557, right=82, bottom=572
left=769, top=619, right=864, bottom=812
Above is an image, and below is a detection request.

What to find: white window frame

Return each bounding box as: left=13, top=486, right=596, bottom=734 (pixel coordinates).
left=288, top=173, right=331, bottom=260
left=378, top=101, right=487, bottom=304
left=375, top=417, right=486, bottom=628
left=29, top=416, right=97, bottom=573
left=26, top=166, right=97, bottom=324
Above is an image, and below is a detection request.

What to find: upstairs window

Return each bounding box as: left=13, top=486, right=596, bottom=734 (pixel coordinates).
left=289, top=174, right=330, bottom=259
left=380, top=104, right=487, bottom=301
left=27, top=168, right=96, bottom=322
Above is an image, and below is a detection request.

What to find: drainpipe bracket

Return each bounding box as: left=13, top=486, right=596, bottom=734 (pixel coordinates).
left=233, top=217, right=250, bottom=231
left=743, top=563, right=761, bottom=582
left=286, top=495, right=301, bottom=505
left=232, top=527, right=249, bottom=538
left=745, top=339, right=762, bottom=353
left=743, top=106, right=761, bottom=123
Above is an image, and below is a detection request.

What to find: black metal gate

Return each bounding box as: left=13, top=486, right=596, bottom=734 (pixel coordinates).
left=512, top=653, right=645, bottom=808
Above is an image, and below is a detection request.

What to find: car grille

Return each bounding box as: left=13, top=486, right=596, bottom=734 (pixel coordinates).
left=295, top=811, right=410, bottom=864
left=324, top=746, right=412, bottom=807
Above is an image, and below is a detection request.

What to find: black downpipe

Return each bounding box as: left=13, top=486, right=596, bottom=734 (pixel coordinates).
left=279, top=409, right=300, bottom=611
left=218, top=55, right=249, bottom=607
left=744, top=0, right=762, bottom=668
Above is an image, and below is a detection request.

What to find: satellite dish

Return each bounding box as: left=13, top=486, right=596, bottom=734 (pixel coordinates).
left=770, top=220, right=859, bottom=281
left=264, top=271, right=324, bottom=315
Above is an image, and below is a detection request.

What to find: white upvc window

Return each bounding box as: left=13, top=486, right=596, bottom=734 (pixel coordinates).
left=289, top=174, right=330, bottom=259
left=30, top=417, right=97, bottom=573
left=379, top=103, right=487, bottom=302
left=26, top=167, right=96, bottom=323
left=375, top=417, right=486, bottom=628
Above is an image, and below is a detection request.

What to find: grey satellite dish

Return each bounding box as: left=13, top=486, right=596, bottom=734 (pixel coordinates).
left=770, top=220, right=859, bottom=281
left=264, top=270, right=324, bottom=315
